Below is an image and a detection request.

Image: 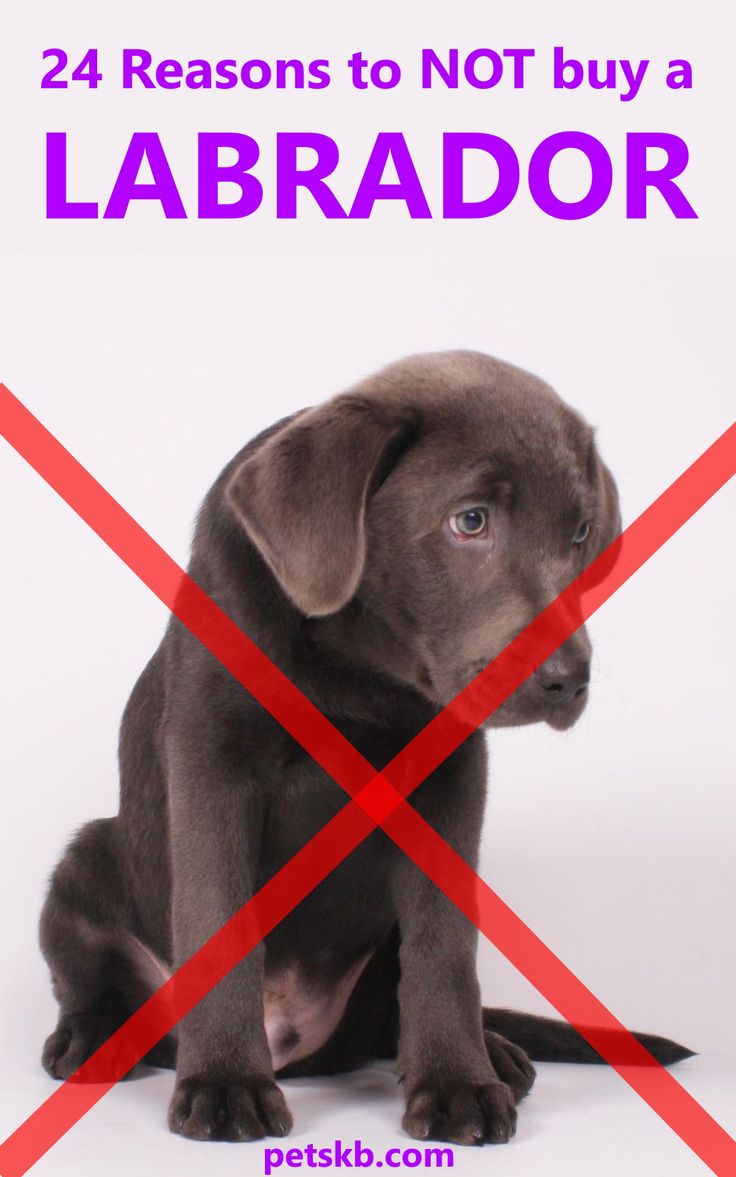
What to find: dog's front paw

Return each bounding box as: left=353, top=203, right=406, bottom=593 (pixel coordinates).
left=168, top=1075, right=293, bottom=1142
left=402, top=1079, right=517, bottom=1146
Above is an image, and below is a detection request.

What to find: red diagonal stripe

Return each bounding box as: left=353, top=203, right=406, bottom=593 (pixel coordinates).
left=0, top=383, right=734, bottom=1177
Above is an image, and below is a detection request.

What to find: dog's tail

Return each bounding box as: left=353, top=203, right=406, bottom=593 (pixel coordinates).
left=483, top=1008, right=695, bottom=1066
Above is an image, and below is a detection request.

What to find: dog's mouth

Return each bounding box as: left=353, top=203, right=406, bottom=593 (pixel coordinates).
left=486, top=689, right=588, bottom=731
left=444, top=661, right=590, bottom=732
left=541, top=687, right=589, bottom=731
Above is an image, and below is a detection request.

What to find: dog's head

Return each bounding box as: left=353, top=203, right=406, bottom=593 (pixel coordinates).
left=226, top=352, right=621, bottom=731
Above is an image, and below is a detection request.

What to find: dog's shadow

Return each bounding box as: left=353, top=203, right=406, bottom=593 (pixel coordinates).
left=281, top=1061, right=664, bottom=1144
left=280, top=1062, right=402, bottom=1136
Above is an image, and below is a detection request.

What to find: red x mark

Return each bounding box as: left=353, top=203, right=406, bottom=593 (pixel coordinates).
left=0, top=383, right=734, bottom=1177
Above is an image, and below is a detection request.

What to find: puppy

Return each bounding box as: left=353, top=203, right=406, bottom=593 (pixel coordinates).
left=40, top=351, right=691, bottom=1145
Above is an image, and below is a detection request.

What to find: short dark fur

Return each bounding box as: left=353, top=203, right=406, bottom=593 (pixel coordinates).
left=40, top=352, right=692, bottom=1146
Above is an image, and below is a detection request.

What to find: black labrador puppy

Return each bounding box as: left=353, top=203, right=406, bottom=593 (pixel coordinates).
left=40, top=351, right=691, bottom=1145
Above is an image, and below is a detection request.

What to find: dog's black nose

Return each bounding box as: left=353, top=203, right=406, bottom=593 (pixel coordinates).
left=535, top=659, right=590, bottom=705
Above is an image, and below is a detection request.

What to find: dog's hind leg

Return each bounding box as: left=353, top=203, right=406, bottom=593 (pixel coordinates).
left=40, top=816, right=174, bottom=1080
left=482, top=1029, right=536, bottom=1102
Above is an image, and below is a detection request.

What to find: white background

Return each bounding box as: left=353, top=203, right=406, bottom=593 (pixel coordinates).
left=0, top=2, right=734, bottom=1175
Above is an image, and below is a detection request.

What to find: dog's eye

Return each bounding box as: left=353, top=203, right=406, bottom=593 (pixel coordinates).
left=573, top=521, right=591, bottom=544
left=449, top=508, right=488, bottom=540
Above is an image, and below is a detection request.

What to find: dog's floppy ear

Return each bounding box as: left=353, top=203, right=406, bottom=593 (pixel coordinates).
left=588, top=451, right=622, bottom=582
left=226, top=395, right=416, bottom=616
left=594, top=456, right=622, bottom=552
